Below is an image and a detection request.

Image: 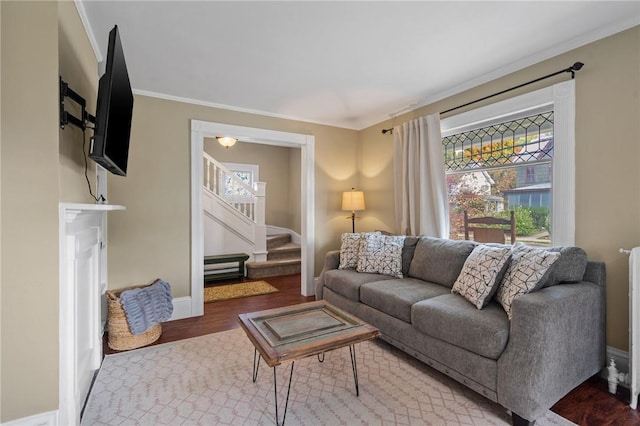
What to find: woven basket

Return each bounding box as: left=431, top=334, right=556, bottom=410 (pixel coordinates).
left=106, top=281, right=162, bottom=351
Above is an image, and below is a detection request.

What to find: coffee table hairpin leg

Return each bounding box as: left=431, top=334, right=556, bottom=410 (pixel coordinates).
left=349, top=345, right=360, bottom=396
left=252, top=348, right=295, bottom=426
left=252, top=345, right=360, bottom=425
left=253, top=349, right=261, bottom=382
left=273, top=362, right=295, bottom=426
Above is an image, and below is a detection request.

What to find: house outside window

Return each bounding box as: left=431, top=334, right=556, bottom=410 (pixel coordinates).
left=440, top=80, right=576, bottom=247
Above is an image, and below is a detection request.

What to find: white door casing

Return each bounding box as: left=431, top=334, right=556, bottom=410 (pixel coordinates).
left=190, top=120, right=315, bottom=317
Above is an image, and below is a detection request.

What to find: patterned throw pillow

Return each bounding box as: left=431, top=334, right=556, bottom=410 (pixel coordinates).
left=496, top=243, right=561, bottom=319
left=356, top=234, right=406, bottom=278
left=451, top=245, right=512, bottom=309
left=338, top=232, right=380, bottom=270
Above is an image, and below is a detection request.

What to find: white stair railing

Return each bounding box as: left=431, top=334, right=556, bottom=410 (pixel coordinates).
left=203, top=152, right=267, bottom=261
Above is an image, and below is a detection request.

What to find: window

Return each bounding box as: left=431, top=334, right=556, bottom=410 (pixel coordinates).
left=222, top=162, right=259, bottom=202
left=443, top=112, right=554, bottom=245
left=441, top=80, right=576, bottom=246
left=525, top=167, right=535, bottom=184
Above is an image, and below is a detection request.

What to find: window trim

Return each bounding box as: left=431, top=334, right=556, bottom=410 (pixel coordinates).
left=441, top=80, right=576, bottom=246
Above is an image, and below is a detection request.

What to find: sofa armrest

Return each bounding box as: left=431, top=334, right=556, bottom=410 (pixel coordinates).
left=497, top=281, right=606, bottom=421
left=323, top=250, right=341, bottom=271
left=315, top=250, right=341, bottom=300
left=583, top=260, right=606, bottom=287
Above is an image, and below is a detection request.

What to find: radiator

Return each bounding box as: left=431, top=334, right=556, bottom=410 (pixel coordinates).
left=623, top=247, right=640, bottom=409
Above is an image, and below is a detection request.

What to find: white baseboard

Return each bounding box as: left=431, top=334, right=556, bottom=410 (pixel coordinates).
left=604, top=345, right=630, bottom=387
left=169, top=296, right=193, bottom=321
left=1, top=410, right=57, bottom=426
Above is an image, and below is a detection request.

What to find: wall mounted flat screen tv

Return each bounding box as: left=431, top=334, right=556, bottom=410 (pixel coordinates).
left=90, top=25, right=134, bottom=176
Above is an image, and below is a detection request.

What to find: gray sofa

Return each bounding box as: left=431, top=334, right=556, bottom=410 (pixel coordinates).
left=315, top=236, right=606, bottom=425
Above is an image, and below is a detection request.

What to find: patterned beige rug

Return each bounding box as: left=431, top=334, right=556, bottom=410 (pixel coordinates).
left=82, top=328, right=575, bottom=425
left=204, top=281, right=278, bottom=303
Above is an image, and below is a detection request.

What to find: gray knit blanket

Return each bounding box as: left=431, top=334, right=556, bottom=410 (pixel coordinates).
left=120, top=279, right=173, bottom=335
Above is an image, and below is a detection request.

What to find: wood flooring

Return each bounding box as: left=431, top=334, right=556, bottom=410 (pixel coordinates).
left=103, top=274, right=640, bottom=425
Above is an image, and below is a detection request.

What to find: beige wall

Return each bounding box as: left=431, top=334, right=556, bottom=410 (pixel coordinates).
left=58, top=1, right=99, bottom=203
left=204, top=138, right=301, bottom=232
left=0, top=1, right=61, bottom=422
left=107, top=95, right=359, bottom=296
left=360, top=26, right=640, bottom=351
left=1, top=2, right=102, bottom=421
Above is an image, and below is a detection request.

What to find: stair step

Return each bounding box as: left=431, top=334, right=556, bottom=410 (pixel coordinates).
left=267, top=242, right=301, bottom=260
left=267, top=233, right=291, bottom=250
left=246, top=258, right=301, bottom=279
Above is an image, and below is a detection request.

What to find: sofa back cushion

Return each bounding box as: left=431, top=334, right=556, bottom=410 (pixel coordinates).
left=402, top=237, right=420, bottom=277
left=541, top=246, right=588, bottom=287
left=408, top=237, right=477, bottom=287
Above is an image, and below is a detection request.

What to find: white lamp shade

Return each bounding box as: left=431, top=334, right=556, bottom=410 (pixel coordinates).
left=342, top=190, right=365, bottom=211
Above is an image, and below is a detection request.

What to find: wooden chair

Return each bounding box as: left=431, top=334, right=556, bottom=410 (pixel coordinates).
left=464, top=210, right=516, bottom=244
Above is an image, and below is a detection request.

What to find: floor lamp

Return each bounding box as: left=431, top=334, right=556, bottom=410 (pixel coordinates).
left=342, top=188, right=366, bottom=233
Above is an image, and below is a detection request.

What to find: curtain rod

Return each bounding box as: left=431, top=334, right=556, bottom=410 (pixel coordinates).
left=381, top=61, right=584, bottom=135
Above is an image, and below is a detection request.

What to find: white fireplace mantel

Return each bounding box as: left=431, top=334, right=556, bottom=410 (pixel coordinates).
left=58, top=202, right=125, bottom=425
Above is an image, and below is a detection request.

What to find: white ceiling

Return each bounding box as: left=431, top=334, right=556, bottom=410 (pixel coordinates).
left=78, top=1, right=639, bottom=130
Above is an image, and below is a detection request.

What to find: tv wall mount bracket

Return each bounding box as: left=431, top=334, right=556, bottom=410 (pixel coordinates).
left=59, top=76, right=96, bottom=131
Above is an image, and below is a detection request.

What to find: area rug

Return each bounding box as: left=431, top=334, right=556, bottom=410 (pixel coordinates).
left=203, top=281, right=278, bottom=303
left=82, top=328, right=575, bottom=426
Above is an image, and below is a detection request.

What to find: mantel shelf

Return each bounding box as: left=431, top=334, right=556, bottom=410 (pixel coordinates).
left=60, top=203, right=126, bottom=212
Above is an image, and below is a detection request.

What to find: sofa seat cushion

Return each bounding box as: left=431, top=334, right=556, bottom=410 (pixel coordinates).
left=411, top=294, right=510, bottom=360
left=323, top=269, right=388, bottom=302
left=360, top=278, right=450, bottom=323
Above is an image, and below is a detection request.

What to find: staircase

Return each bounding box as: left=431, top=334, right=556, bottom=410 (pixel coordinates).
left=203, top=152, right=301, bottom=280
left=202, top=152, right=267, bottom=263
left=246, top=234, right=301, bottom=279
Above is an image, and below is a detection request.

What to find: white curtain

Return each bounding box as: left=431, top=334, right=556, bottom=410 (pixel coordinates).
left=393, top=114, right=449, bottom=237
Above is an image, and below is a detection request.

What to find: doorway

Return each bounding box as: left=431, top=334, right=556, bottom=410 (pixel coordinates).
left=190, top=120, right=315, bottom=317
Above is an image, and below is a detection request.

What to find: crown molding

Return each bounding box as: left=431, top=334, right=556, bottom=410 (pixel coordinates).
left=133, top=89, right=358, bottom=130
left=74, top=0, right=103, bottom=64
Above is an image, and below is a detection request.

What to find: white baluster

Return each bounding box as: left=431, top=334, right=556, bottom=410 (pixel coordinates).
left=205, top=160, right=210, bottom=191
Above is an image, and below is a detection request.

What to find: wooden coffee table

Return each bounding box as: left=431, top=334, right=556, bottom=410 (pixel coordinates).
left=238, top=300, right=380, bottom=425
